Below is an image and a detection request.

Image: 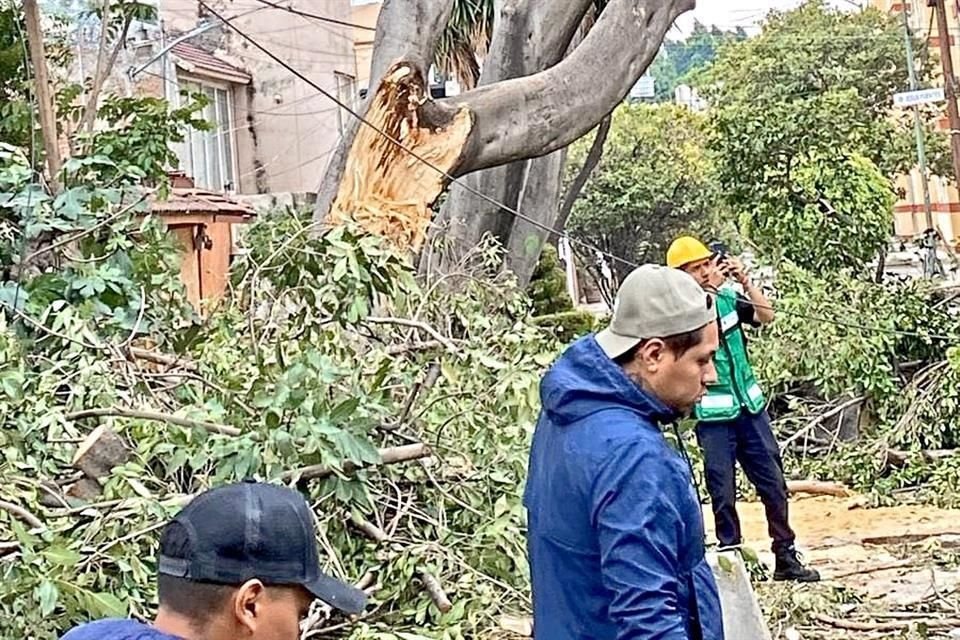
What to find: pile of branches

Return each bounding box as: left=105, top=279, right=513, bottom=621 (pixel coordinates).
left=754, top=264, right=960, bottom=505
left=0, top=203, right=554, bottom=639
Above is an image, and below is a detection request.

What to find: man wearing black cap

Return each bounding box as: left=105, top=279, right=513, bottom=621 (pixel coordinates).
left=61, top=481, right=367, bottom=640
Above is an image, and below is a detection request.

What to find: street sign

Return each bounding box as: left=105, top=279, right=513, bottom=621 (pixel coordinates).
left=630, top=75, right=655, bottom=100
left=894, top=87, right=946, bottom=108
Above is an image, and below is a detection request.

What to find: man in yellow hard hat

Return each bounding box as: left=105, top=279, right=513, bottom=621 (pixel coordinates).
left=666, top=236, right=819, bottom=583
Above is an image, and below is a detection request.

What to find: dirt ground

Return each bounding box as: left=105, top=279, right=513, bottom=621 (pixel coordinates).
left=716, top=495, right=960, bottom=637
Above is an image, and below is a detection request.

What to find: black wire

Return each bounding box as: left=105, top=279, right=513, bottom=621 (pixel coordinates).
left=199, top=0, right=960, bottom=344
left=250, top=0, right=376, bottom=32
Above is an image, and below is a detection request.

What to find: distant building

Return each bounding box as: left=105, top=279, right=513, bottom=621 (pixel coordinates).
left=871, top=0, right=960, bottom=247
left=74, top=0, right=358, bottom=195
left=674, top=84, right=707, bottom=111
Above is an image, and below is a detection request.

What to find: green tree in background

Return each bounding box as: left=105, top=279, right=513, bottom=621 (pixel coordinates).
left=566, top=103, right=722, bottom=282
left=648, top=21, right=747, bottom=102
left=697, top=0, right=946, bottom=273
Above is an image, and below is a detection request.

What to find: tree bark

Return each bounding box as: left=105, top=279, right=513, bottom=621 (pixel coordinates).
left=503, top=149, right=566, bottom=285
left=315, top=0, right=693, bottom=262
left=22, top=0, right=62, bottom=191
left=556, top=114, right=613, bottom=234
left=426, top=0, right=595, bottom=275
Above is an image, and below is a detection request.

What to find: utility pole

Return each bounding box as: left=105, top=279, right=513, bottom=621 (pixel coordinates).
left=932, top=0, right=960, bottom=188
left=902, top=5, right=941, bottom=276
left=22, top=0, right=62, bottom=192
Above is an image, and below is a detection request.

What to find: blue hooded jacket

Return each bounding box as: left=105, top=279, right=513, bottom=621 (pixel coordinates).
left=523, top=335, right=723, bottom=640
left=61, top=619, right=182, bottom=640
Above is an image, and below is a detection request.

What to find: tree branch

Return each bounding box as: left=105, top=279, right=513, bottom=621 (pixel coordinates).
left=0, top=499, right=44, bottom=530
left=81, top=1, right=134, bottom=134
left=280, top=443, right=431, bottom=482
left=448, top=0, right=695, bottom=175
left=555, top=114, right=612, bottom=234
left=65, top=407, right=242, bottom=437
left=364, top=316, right=457, bottom=353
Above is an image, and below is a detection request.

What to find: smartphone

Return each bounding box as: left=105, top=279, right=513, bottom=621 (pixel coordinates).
left=708, top=240, right=729, bottom=264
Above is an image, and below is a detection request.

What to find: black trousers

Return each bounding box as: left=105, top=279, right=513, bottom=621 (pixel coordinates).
left=695, top=409, right=796, bottom=553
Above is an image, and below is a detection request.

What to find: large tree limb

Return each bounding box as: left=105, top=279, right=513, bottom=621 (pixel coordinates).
left=556, top=114, right=613, bottom=233
left=448, top=0, right=694, bottom=175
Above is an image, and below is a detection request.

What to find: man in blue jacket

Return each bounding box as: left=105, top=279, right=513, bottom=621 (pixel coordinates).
left=61, top=481, right=367, bottom=640
left=524, top=264, right=724, bottom=640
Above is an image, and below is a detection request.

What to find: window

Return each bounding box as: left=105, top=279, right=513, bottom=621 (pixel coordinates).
left=335, top=73, right=357, bottom=136
left=179, top=80, right=237, bottom=192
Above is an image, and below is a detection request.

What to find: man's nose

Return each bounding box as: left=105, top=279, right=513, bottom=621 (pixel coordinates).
left=703, top=360, right=718, bottom=385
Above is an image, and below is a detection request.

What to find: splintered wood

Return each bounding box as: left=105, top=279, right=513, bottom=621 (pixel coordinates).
left=328, top=62, right=473, bottom=252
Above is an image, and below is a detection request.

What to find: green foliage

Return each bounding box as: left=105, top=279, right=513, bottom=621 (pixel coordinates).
left=527, top=243, right=572, bottom=316
left=743, top=153, right=895, bottom=273
left=566, top=103, right=721, bottom=280
left=754, top=263, right=957, bottom=414
left=74, top=93, right=210, bottom=187
left=0, top=171, right=560, bottom=637
left=648, top=21, right=747, bottom=102
left=698, top=0, right=949, bottom=273
left=531, top=310, right=599, bottom=344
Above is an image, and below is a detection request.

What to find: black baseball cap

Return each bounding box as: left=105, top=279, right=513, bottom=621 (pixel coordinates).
left=157, top=480, right=368, bottom=614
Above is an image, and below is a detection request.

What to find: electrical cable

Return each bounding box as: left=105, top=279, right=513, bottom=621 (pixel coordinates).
left=181, top=2, right=960, bottom=344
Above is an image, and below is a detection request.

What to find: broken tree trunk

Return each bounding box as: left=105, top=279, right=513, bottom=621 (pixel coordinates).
left=315, top=0, right=694, bottom=273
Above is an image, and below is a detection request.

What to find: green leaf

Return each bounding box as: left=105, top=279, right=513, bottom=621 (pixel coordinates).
left=42, top=546, right=82, bottom=567
left=89, top=591, right=126, bottom=618
left=329, top=397, right=360, bottom=423
left=35, top=580, right=59, bottom=616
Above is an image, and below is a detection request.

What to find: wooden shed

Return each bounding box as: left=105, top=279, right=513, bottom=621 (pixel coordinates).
left=146, top=179, right=255, bottom=312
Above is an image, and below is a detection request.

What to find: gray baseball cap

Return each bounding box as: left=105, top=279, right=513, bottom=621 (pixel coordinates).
left=596, top=264, right=715, bottom=359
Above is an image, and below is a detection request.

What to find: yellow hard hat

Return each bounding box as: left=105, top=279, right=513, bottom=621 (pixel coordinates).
left=666, top=236, right=712, bottom=269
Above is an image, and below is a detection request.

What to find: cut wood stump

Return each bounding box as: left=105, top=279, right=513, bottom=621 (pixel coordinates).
left=73, top=425, right=131, bottom=479
left=67, top=425, right=132, bottom=501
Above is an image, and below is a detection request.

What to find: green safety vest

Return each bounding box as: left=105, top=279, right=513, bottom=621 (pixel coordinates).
left=695, top=286, right=766, bottom=422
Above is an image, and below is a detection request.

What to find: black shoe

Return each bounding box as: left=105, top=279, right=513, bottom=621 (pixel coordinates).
left=773, top=546, right=820, bottom=582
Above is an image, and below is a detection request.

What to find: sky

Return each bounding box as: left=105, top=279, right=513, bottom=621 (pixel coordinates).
left=673, top=0, right=865, bottom=36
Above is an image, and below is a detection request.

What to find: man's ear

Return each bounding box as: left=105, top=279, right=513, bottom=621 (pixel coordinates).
left=233, top=579, right=266, bottom=634
left=637, top=339, right=666, bottom=371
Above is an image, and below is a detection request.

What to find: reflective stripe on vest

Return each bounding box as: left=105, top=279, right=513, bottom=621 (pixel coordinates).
left=695, top=286, right=766, bottom=422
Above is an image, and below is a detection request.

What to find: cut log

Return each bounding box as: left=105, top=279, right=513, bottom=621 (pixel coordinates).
left=72, top=425, right=131, bottom=479
left=786, top=480, right=852, bottom=498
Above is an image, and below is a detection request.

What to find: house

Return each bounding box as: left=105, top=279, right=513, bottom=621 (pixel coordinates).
left=68, top=0, right=362, bottom=309
left=871, top=0, right=960, bottom=247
